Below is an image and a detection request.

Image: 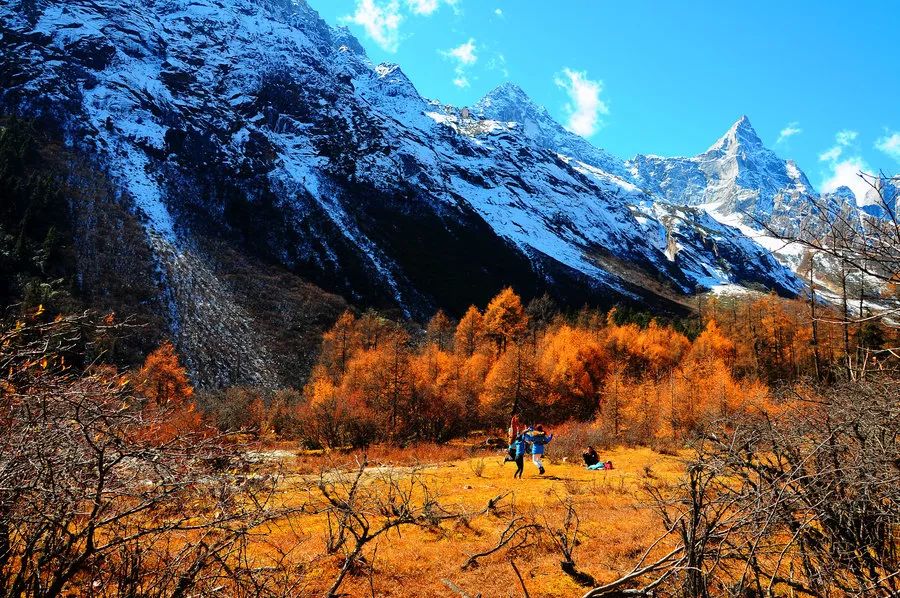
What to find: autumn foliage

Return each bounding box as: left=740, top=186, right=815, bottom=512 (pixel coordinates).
left=132, top=340, right=201, bottom=440
left=181, top=281, right=900, bottom=452
left=284, top=288, right=812, bottom=449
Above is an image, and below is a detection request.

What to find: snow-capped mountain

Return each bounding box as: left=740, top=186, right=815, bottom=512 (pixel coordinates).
left=859, top=176, right=899, bottom=220
left=628, top=115, right=816, bottom=224
left=1, top=0, right=820, bottom=385
left=474, top=82, right=630, bottom=181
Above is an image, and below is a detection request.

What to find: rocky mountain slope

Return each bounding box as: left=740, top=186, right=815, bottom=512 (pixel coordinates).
left=628, top=116, right=815, bottom=219
left=1, top=0, right=853, bottom=386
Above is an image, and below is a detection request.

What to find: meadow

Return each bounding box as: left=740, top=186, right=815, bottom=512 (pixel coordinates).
left=251, top=443, right=686, bottom=597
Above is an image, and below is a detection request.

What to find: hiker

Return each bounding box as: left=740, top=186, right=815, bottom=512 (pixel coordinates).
left=503, top=415, right=522, bottom=464
left=582, top=446, right=599, bottom=467
left=508, top=414, right=521, bottom=443
left=524, top=425, right=553, bottom=475
left=503, top=439, right=516, bottom=463
left=511, top=433, right=528, bottom=479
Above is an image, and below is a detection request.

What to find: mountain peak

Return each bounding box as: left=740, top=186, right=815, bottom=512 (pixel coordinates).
left=477, top=82, right=533, bottom=110
left=374, top=62, right=418, bottom=88
left=706, top=114, right=763, bottom=154
left=731, top=114, right=759, bottom=137
left=333, top=25, right=366, bottom=55
left=829, top=185, right=859, bottom=204
left=474, top=81, right=548, bottom=126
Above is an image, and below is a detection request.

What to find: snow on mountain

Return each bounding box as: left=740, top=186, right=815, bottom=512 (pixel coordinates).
left=628, top=116, right=816, bottom=223
left=860, top=176, right=899, bottom=219
left=620, top=114, right=888, bottom=281
left=474, top=83, right=630, bottom=180
left=0, top=0, right=817, bottom=384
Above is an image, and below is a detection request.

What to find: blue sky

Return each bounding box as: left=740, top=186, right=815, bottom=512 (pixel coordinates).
left=306, top=0, right=900, bottom=199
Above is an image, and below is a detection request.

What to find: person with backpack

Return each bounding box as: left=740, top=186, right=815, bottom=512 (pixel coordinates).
left=503, top=414, right=522, bottom=465
left=524, top=425, right=553, bottom=475
left=511, top=433, right=528, bottom=479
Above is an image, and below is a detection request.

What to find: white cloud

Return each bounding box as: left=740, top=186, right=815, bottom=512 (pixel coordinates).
left=818, top=129, right=873, bottom=201
left=406, top=0, right=438, bottom=14
left=444, top=38, right=477, bottom=65
left=776, top=121, right=802, bottom=144
left=875, top=131, right=900, bottom=162
left=453, top=75, right=470, bottom=88
left=405, top=0, right=458, bottom=15
left=343, top=0, right=458, bottom=52
left=836, top=129, right=858, bottom=146
left=818, top=129, right=859, bottom=163
left=441, top=38, right=477, bottom=88
left=342, top=0, right=403, bottom=52
left=494, top=8, right=503, bottom=16
left=821, top=156, right=874, bottom=201
left=818, top=146, right=843, bottom=162
left=487, top=52, right=509, bottom=78
left=554, top=68, right=608, bottom=137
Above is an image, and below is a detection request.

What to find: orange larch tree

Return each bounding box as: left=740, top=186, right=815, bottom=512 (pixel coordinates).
left=538, top=324, right=609, bottom=419
left=132, top=341, right=201, bottom=439
left=134, top=341, right=193, bottom=408
left=426, top=310, right=455, bottom=352
left=454, top=305, right=486, bottom=359
left=409, top=345, right=466, bottom=440
left=341, top=329, right=413, bottom=440
left=320, top=310, right=360, bottom=381
left=481, top=340, right=539, bottom=422
left=482, top=287, right=529, bottom=353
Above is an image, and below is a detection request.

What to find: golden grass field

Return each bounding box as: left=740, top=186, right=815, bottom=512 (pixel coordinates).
left=254, top=445, right=687, bottom=597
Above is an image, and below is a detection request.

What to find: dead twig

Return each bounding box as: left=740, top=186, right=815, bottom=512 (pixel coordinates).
left=510, top=559, right=531, bottom=598
left=461, top=517, right=542, bottom=570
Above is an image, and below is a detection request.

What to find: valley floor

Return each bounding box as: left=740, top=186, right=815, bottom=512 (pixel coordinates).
left=256, top=446, right=686, bottom=597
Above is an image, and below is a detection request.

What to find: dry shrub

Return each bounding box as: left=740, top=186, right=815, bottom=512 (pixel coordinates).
left=545, top=420, right=610, bottom=464
left=292, top=453, right=326, bottom=475
left=651, top=437, right=681, bottom=456
left=562, top=478, right=585, bottom=495
left=0, top=312, right=292, bottom=597
left=587, top=473, right=631, bottom=497
left=469, top=457, right=487, bottom=478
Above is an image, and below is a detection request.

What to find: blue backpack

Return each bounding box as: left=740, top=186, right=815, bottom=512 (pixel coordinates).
left=530, top=431, right=549, bottom=446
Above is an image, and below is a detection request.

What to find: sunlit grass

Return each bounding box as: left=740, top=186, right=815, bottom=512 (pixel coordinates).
left=254, top=445, right=685, bottom=597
